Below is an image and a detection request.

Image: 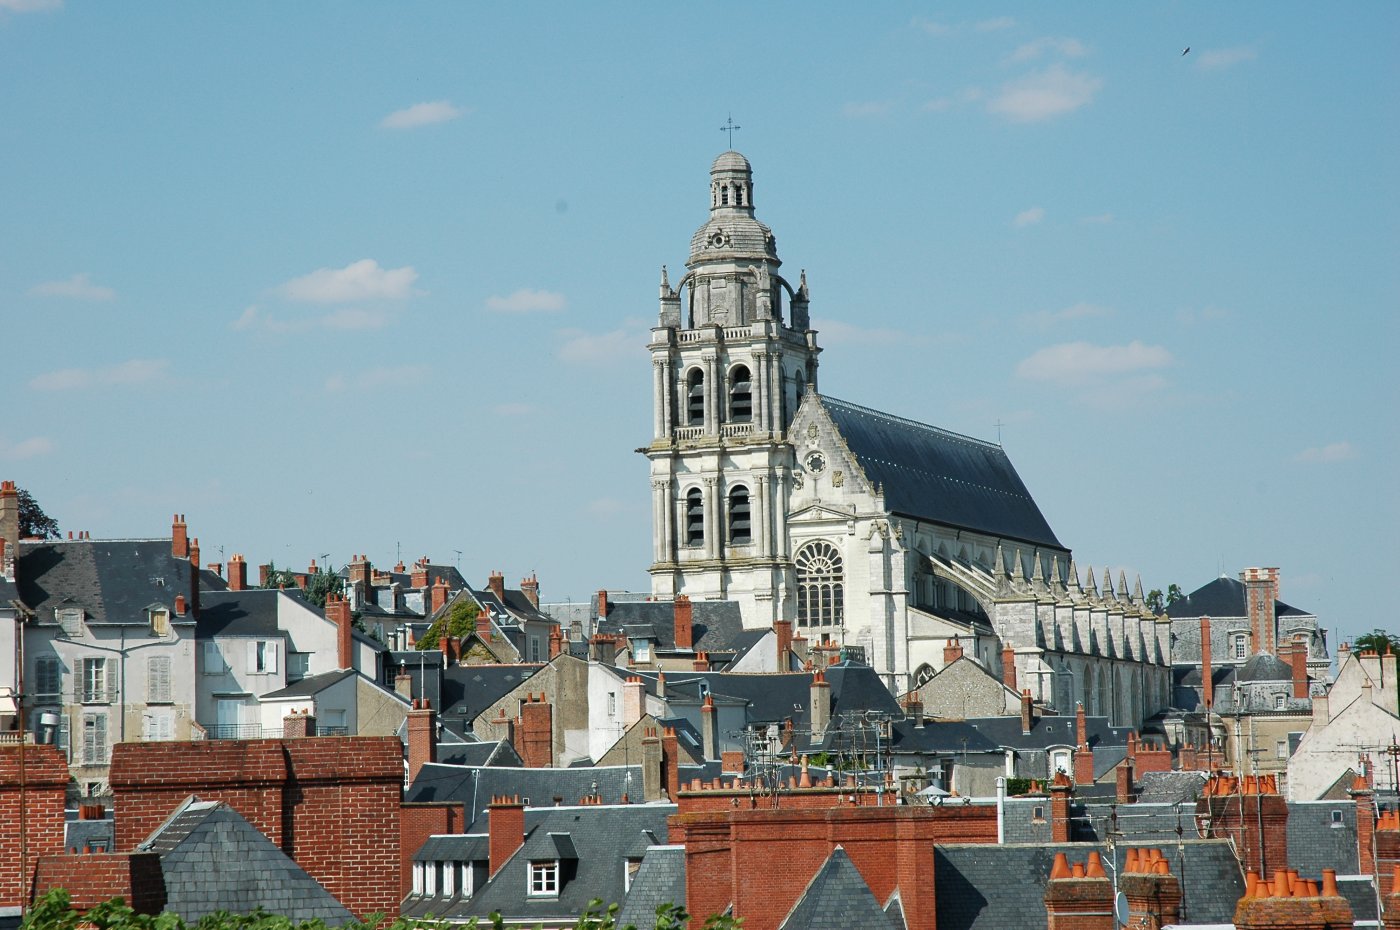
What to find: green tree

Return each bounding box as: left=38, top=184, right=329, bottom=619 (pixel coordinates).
left=416, top=597, right=480, bottom=651
left=302, top=566, right=344, bottom=610
left=1354, top=629, right=1400, bottom=655
left=17, top=487, right=59, bottom=539
left=259, top=561, right=300, bottom=590
left=1145, top=583, right=1184, bottom=615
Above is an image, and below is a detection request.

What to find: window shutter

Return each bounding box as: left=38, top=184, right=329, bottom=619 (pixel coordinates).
left=143, top=714, right=155, bottom=740
left=266, top=640, right=279, bottom=674
left=247, top=640, right=258, bottom=672
left=36, top=657, right=60, bottom=697
left=148, top=656, right=172, bottom=703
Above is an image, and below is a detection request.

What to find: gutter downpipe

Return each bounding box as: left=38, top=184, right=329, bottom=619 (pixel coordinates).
left=995, top=775, right=1006, bottom=844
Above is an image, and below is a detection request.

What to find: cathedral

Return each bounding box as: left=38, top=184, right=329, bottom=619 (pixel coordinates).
left=644, top=151, right=1171, bottom=729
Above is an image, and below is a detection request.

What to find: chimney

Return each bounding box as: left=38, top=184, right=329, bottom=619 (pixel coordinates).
left=488, top=796, right=526, bottom=878
left=1044, top=852, right=1113, bottom=930
left=623, top=676, right=645, bottom=727
left=692, top=651, right=709, bottom=672
left=1285, top=641, right=1309, bottom=699
left=1021, top=689, right=1034, bottom=735
left=430, top=577, right=450, bottom=615
left=283, top=708, right=317, bottom=739
left=394, top=668, right=413, bottom=701
left=326, top=593, right=353, bottom=670
left=701, top=694, right=719, bottom=761
left=207, top=562, right=223, bottom=579
left=174, top=594, right=186, bottom=617
left=1353, top=776, right=1377, bottom=878
left=407, top=697, right=438, bottom=783
left=674, top=595, right=694, bottom=651
left=227, top=553, right=247, bottom=591
left=773, top=619, right=793, bottom=669
left=1050, top=772, right=1073, bottom=842
left=904, top=692, right=924, bottom=728
left=596, top=589, right=609, bottom=619
left=1200, top=616, right=1214, bottom=709
left=0, top=482, right=19, bottom=576
left=258, top=563, right=272, bottom=588
left=516, top=693, right=553, bottom=768
left=1121, top=849, right=1182, bottom=930
left=1074, top=703, right=1094, bottom=786
left=1116, top=759, right=1135, bottom=803
left=170, top=512, right=187, bottom=559
left=476, top=608, right=493, bottom=638
left=348, top=554, right=371, bottom=592
left=520, top=574, right=539, bottom=609
left=662, top=727, right=680, bottom=801
left=1001, top=646, right=1017, bottom=691
left=641, top=728, right=664, bottom=802
left=487, top=570, right=506, bottom=604
left=1232, top=866, right=1353, bottom=930
left=810, top=669, right=831, bottom=736
left=187, top=536, right=201, bottom=618
left=943, top=638, right=964, bottom=666
left=1241, top=567, right=1280, bottom=656
left=411, top=561, right=429, bottom=589
left=548, top=626, right=564, bottom=660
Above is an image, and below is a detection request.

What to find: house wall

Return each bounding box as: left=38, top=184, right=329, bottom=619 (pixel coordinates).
left=199, top=633, right=288, bottom=734
left=354, top=675, right=410, bottom=737
left=0, top=744, right=69, bottom=911
left=472, top=655, right=591, bottom=765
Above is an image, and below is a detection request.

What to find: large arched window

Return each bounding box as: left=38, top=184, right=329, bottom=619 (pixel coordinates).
left=729, top=365, right=752, bottom=423
left=795, top=540, right=843, bottom=629
left=686, top=369, right=705, bottom=425
left=685, top=488, right=705, bottom=547
left=728, top=485, right=751, bottom=546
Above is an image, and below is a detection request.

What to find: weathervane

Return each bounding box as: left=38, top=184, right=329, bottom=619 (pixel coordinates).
left=719, top=114, right=741, bottom=148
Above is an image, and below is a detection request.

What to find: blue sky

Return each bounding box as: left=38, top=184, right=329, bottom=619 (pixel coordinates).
left=3, top=3, right=1396, bottom=647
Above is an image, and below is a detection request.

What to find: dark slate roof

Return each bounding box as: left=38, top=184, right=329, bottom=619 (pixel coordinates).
left=960, top=714, right=1130, bottom=751
left=139, top=799, right=352, bottom=923
left=1136, top=771, right=1207, bottom=805
left=615, top=846, right=686, bottom=930
left=413, top=833, right=487, bottom=863
left=259, top=668, right=358, bottom=699
left=18, top=539, right=226, bottom=625
left=1165, top=575, right=1311, bottom=620
left=819, top=395, right=1062, bottom=550
left=1287, top=801, right=1360, bottom=876
left=598, top=600, right=749, bottom=654
left=887, top=719, right=1002, bottom=755
left=408, top=805, right=675, bottom=924
left=0, top=578, right=19, bottom=602
left=933, top=840, right=1244, bottom=930
left=1235, top=652, right=1292, bottom=682
left=1076, top=802, right=1196, bottom=843
left=197, top=589, right=286, bottom=637
left=441, top=663, right=545, bottom=728
left=779, top=846, right=898, bottom=930
left=1336, top=875, right=1379, bottom=923
left=64, top=817, right=115, bottom=853
left=437, top=739, right=523, bottom=768
left=407, top=764, right=671, bottom=831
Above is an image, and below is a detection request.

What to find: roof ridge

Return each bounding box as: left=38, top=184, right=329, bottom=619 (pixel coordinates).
left=821, top=395, right=1003, bottom=452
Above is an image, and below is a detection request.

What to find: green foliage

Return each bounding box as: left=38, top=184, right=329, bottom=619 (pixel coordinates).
left=1144, top=584, right=1183, bottom=615
left=1354, top=629, right=1400, bottom=655
left=416, top=597, right=480, bottom=651
left=302, top=567, right=344, bottom=610
left=1004, top=777, right=1035, bottom=796
left=17, top=486, right=60, bottom=539
left=18, top=891, right=744, bottom=930
left=260, top=561, right=300, bottom=591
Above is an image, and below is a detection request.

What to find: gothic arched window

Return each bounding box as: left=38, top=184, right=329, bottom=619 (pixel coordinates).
left=728, top=485, right=751, bottom=546
left=795, top=540, right=844, bottom=629
left=729, top=365, right=752, bottom=423
left=685, top=488, right=705, bottom=547
left=686, top=369, right=705, bottom=425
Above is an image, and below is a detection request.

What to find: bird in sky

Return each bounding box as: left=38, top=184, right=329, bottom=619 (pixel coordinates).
left=1182, top=47, right=1191, bottom=56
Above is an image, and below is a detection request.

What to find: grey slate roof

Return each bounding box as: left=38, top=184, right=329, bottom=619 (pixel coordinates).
left=1235, top=652, right=1292, bottom=682
left=139, top=799, right=353, bottom=924
left=260, top=668, right=358, bottom=699
left=1165, top=574, right=1311, bottom=620
left=933, top=840, right=1244, bottom=930
left=64, top=817, right=115, bottom=853
left=598, top=600, right=749, bottom=655
left=413, top=833, right=488, bottom=864
left=960, top=713, right=1130, bottom=752
left=779, top=846, right=900, bottom=930
left=1287, top=801, right=1360, bottom=876
left=19, top=538, right=225, bottom=624
left=407, top=764, right=675, bottom=831
left=440, top=663, right=545, bottom=729
left=437, top=739, right=523, bottom=768
left=1136, top=771, right=1207, bottom=805
left=198, top=588, right=285, bottom=637
left=615, top=846, right=686, bottom=930
left=819, top=396, right=1062, bottom=549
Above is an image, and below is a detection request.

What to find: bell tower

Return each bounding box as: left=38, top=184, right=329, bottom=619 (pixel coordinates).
left=645, top=151, right=821, bottom=625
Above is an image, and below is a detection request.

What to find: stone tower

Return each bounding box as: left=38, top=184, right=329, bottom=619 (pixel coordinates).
left=645, top=151, right=820, bottom=624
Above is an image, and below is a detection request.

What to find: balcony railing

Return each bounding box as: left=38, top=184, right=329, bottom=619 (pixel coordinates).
left=674, top=426, right=704, bottom=441
left=204, top=724, right=276, bottom=740
left=720, top=423, right=752, bottom=438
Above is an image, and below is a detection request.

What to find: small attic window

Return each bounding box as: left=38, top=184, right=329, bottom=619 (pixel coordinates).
left=149, top=609, right=170, bottom=637
left=57, top=608, right=84, bottom=636
left=1331, top=809, right=1343, bottom=825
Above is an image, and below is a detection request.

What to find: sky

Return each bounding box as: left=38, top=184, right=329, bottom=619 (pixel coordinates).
left=2, top=3, right=1396, bottom=649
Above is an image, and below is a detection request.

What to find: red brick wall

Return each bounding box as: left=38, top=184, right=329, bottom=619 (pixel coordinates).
left=515, top=696, right=552, bottom=768
left=0, top=745, right=69, bottom=911
left=109, top=736, right=402, bottom=919
left=1376, top=814, right=1399, bottom=896
left=1197, top=787, right=1289, bottom=879
left=32, top=851, right=166, bottom=914
left=400, top=802, right=464, bottom=899
left=670, top=802, right=996, bottom=930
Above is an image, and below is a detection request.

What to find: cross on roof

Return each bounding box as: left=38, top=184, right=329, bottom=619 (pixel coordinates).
left=719, top=115, right=741, bottom=148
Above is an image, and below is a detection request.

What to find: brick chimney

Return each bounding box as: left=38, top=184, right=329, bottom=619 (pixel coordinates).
left=943, top=637, right=964, bottom=666
left=904, top=692, right=924, bottom=728
left=623, top=676, right=645, bottom=727
left=520, top=573, right=539, bottom=609
left=1384, top=863, right=1400, bottom=929
left=1354, top=776, right=1377, bottom=879
left=1001, top=646, right=1017, bottom=691
left=410, top=560, right=429, bottom=590
left=1200, top=616, right=1214, bottom=709
left=0, top=482, right=19, bottom=579
left=662, top=727, right=680, bottom=801
left=347, top=553, right=371, bottom=592
left=674, top=595, right=694, bottom=651
left=1120, top=849, right=1182, bottom=930
left=283, top=708, right=316, bottom=738
left=1044, top=852, right=1113, bottom=930
left=810, top=669, right=831, bottom=736
left=1116, top=758, right=1135, bottom=803
left=515, top=693, right=553, bottom=768
left=326, top=593, right=353, bottom=670
left=1232, top=867, right=1352, bottom=930
left=488, top=795, right=526, bottom=878
left=1050, top=772, right=1073, bottom=842
left=227, top=553, right=248, bottom=591
left=1021, top=689, right=1034, bottom=735
left=773, top=619, right=793, bottom=669
left=1286, top=640, right=1309, bottom=699
left=487, top=570, right=506, bottom=603
left=207, top=562, right=222, bottom=579
left=1241, top=567, right=1279, bottom=656
left=394, top=667, right=412, bottom=701
left=174, top=594, right=186, bottom=617
left=430, top=577, right=450, bottom=615
left=1074, top=703, right=1095, bottom=786
left=596, top=589, right=609, bottom=619
left=1197, top=773, right=1290, bottom=878
left=549, top=626, right=564, bottom=660
left=1377, top=810, right=1400, bottom=897
left=692, top=650, right=709, bottom=672
left=407, top=697, right=438, bottom=783
left=701, top=694, right=718, bottom=761
left=642, top=727, right=664, bottom=802
left=187, top=536, right=201, bottom=618
left=476, top=607, right=492, bottom=638
left=170, top=512, right=187, bottom=559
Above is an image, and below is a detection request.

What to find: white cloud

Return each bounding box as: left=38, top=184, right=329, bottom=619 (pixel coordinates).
left=325, top=365, right=429, bottom=393
left=232, top=304, right=392, bottom=333
left=841, top=101, right=894, bottom=119
left=1294, top=441, right=1357, bottom=464
left=27, top=273, right=115, bottom=301
left=1013, top=206, right=1045, bottom=228
left=1019, top=302, right=1114, bottom=329
left=0, top=0, right=62, bottom=10
left=277, top=259, right=419, bottom=303
left=379, top=100, right=466, bottom=130
left=1016, top=340, right=1172, bottom=386
left=1007, top=36, right=1087, bottom=63
left=922, top=87, right=983, bottom=113
left=0, top=436, right=54, bottom=460
left=1195, top=46, right=1258, bottom=72
left=989, top=64, right=1103, bottom=122
left=556, top=327, right=637, bottom=365
left=911, top=16, right=951, bottom=36
left=975, top=16, right=1016, bottom=32
left=1080, top=213, right=1115, bottom=225
left=485, top=288, right=567, bottom=313
left=812, top=319, right=912, bottom=347
left=29, top=358, right=169, bottom=391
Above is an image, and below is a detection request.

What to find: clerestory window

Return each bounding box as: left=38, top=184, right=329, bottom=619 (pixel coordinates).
left=728, top=486, right=751, bottom=546
left=686, top=369, right=705, bottom=425
left=685, top=489, right=705, bottom=547
left=729, top=365, right=752, bottom=422
left=795, top=541, right=844, bottom=629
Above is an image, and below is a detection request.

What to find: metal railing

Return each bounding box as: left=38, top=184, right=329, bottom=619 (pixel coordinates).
left=204, top=724, right=276, bottom=740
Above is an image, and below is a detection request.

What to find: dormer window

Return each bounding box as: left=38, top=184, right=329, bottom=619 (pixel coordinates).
left=57, top=607, right=84, bottom=636
left=529, top=860, right=559, bottom=897
left=632, top=639, right=652, bottom=662
left=1274, top=693, right=1286, bottom=710
left=1233, top=634, right=1247, bottom=660
left=149, top=608, right=170, bottom=637
left=625, top=858, right=643, bottom=892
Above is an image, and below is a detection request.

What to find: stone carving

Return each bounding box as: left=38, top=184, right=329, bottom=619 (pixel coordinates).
left=832, top=470, right=844, bottom=488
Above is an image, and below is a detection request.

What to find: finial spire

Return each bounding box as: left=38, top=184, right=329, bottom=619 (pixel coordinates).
left=719, top=114, right=742, bottom=148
